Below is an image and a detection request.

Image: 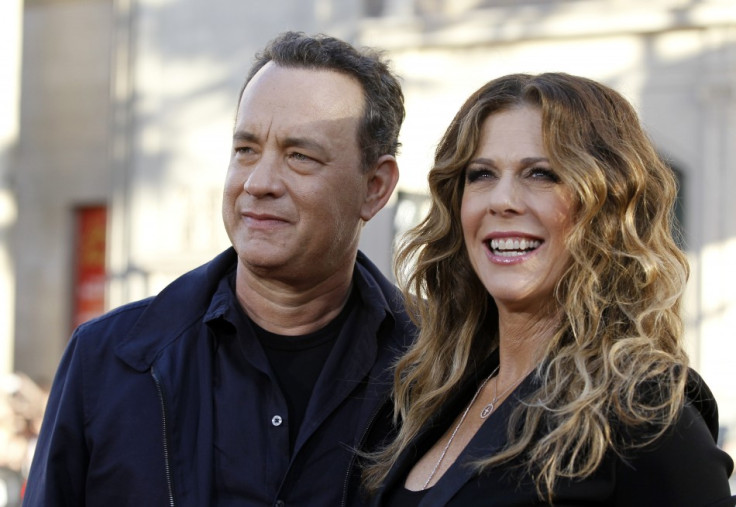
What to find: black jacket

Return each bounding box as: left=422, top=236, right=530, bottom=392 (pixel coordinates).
left=24, top=248, right=415, bottom=506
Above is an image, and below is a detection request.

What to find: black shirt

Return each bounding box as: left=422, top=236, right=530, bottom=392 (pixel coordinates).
left=253, top=286, right=356, bottom=451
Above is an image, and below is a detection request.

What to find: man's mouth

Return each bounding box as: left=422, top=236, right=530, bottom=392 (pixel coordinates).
left=487, top=238, right=542, bottom=258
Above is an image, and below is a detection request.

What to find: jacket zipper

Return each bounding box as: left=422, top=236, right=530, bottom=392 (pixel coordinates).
left=151, top=367, right=176, bottom=507
left=341, top=402, right=386, bottom=507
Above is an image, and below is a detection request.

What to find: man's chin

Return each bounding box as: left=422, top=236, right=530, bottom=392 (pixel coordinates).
left=237, top=251, right=287, bottom=271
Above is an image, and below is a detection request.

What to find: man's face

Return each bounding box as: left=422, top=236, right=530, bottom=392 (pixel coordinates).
left=223, top=62, right=370, bottom=285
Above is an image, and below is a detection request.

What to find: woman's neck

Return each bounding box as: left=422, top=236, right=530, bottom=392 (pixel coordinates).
left=495, top=308, right=559, bottom=382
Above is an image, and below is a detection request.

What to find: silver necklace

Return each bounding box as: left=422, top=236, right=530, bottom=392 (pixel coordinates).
left=422, top=366, right=500, bottom=490
left=479, top=369, right=530, bottom=419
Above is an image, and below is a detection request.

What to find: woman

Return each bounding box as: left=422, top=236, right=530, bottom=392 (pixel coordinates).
left=362, top=73, right=735, bottom=505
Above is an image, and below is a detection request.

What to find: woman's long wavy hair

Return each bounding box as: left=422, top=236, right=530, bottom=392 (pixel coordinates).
left=363, top=73, right=690, bottom=499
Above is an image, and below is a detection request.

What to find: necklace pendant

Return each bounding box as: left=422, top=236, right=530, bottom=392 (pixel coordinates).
left=480, top=402, right=495, bottom=419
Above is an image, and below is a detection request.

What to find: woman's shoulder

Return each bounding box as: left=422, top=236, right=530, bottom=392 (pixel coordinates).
left=610, top=369, right=734, bottom=505
left=683, top=367, right=720, bottom=441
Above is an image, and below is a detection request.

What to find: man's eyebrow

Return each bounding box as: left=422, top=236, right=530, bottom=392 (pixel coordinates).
left=231, top=132, right=329, bottom=159
left=233, top=131, right=258, bottom=143
left=232, top=132, right=325, bottom=151
left=282, top=136, right=326, bottom=154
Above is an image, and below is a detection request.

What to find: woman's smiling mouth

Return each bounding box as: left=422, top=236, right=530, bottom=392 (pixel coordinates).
left=487, top=237, right=543, bottom=257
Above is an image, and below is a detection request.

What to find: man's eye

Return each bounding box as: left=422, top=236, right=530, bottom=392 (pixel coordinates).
left=289, top=152, right=312, bottom=162
left=234, top=146, right=254, bottom=155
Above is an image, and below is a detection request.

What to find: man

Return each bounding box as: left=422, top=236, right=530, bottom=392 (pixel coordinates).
left=24, top=31, right=413, bottom=506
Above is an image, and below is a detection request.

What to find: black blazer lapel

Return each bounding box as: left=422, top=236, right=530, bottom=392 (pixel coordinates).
left=418, top=386, right=521, bottom=506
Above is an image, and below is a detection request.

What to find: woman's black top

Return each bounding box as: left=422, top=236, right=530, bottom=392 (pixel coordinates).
left=370, top=355, right=735, bottom=506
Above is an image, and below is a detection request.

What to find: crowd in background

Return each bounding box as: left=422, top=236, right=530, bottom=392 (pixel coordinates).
left=0, top=373, right=47, bottom=506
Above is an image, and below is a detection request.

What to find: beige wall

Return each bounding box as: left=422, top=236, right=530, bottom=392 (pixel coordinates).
left=13, top=0, right=113, bottom=380
left=0, top=0, right=23, bottom=377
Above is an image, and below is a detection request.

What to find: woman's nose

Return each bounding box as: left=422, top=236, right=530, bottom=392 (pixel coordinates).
left=487, top=175, right=524, bottom=216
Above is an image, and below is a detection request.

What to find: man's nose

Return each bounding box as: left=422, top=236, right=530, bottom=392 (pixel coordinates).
left=244, top=154, right=285, bottom=197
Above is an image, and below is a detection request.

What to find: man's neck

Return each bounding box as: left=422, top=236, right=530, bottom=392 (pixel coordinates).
left=234, top=260, right=355, bottom=336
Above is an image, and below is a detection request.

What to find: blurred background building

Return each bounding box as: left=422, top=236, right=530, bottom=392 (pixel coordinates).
left=0, top=0, right=734, bottom=488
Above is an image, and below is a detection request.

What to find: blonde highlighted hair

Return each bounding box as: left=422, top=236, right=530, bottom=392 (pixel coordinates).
left=364, top=73, right=689, bottom=499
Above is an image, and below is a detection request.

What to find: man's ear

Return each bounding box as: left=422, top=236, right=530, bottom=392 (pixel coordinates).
left=360, top=155, right=399, bottom=222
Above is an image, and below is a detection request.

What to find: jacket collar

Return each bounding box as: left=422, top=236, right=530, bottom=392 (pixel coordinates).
left=115, top=248, right=238, bottom=371
left=114, top=248, right=402, bottom=372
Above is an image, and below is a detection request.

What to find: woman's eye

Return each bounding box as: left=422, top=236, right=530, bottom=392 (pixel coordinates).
left=466, top=167, right=494, bottom=183
left=528, top=167, right=560, bottom=183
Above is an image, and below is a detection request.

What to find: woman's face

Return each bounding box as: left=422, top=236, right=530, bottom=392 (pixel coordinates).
left=460, top=105, right=575, bottom=313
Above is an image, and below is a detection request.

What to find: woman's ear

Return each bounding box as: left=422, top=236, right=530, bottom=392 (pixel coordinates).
left=360, top=155, right=399, bottom=221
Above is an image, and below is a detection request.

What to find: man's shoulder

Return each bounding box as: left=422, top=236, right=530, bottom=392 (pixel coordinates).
left=72, top=296, right=153, bottom=344
left=354, top=250, right=416, bottom=346
left=73, top=249, right=237, bottom=365
left=84, top=249, right=235, bottom=324
left=354, top=251, right=401, bottom=302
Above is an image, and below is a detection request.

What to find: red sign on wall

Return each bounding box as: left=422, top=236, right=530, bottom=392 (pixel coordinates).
left=72, top=206, right=107, bottom=329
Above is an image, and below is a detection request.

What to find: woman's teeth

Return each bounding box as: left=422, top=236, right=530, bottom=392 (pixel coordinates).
left=488, top=238, right=541, bottom=257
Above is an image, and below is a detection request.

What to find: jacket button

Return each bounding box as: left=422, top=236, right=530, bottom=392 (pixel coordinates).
left=274, top=500, right=285, bottom=507
left=271, top=415, right=283, bottom=426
